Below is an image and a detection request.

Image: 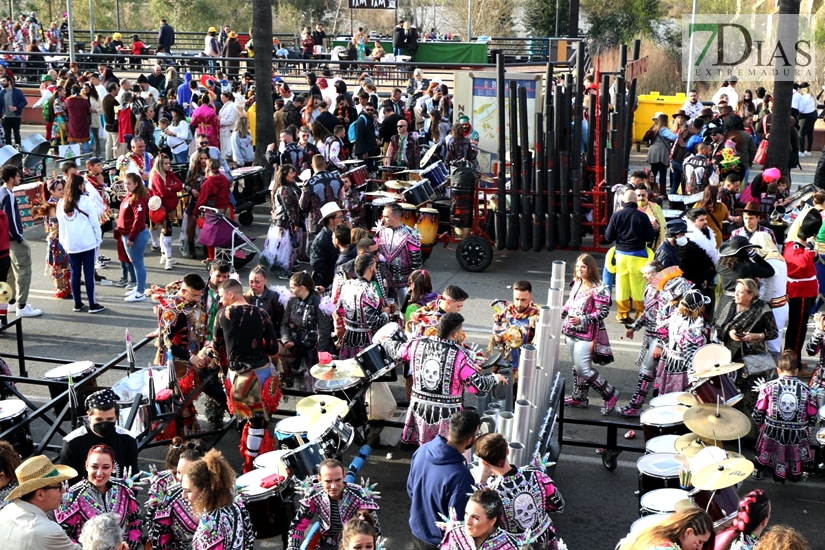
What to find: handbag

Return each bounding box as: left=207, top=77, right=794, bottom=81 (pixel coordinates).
left=741, top=352, right=776, bottom=377
left=753, top=139, right=769, bottom=166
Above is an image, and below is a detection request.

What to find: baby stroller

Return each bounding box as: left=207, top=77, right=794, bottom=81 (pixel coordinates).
left=197, top=206, right=259, bottom=271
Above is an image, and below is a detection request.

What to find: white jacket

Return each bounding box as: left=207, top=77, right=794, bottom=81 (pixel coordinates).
left=57, top=195, right=102, bottom=253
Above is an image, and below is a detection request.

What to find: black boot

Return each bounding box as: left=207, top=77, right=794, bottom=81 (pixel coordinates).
left=187, top=240, right=197, bottom=259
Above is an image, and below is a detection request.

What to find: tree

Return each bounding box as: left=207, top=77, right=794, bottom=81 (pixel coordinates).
left=253, top=0, right=276, bottom=166
left=581, top=0, right=665, bottom=52
left=524, top=0, right=569, bottom=37
left=765, top=0, right=801, bottom=174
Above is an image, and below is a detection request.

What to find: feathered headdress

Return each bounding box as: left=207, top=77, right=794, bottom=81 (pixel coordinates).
left=653, top=266, right=683, bottom=291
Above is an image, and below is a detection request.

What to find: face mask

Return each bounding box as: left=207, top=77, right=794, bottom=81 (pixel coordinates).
left=675, top=236, right=688, bottom=246
left=91, top=421, right=116, bottom=438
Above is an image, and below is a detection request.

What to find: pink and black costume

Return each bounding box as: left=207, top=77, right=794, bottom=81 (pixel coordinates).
left=384, top=335, right=498, bottom=445
left=56, top=478, right=143, bottom=550
left=439, top=523, right=520, bottom=550
left=484, top=466, right=565, bottom=546
left=491, top=300, right=540, bottom=368
left=618, top=283, right=662, bottom=416
left=287, top=482, right=380, bottom=550
left=335, top=277, right=388, bottom=359
left=562, top=280, right=619, bottom=415
left=374, top=224, right=422, bottom=291
left=192, top=496, right=255, bottom=550
left=752, top=375, right=818, bottom=481
left=805, top=327, right=825, bottom=408
left=655, top=311, right=706, bottom=394
left=145, top=470, right=198, bottom=550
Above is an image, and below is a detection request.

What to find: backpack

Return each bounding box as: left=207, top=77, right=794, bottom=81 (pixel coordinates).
left=348, top=114, right=365, bottom=142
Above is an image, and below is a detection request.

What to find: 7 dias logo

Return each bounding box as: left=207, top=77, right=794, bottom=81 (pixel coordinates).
left=682, top=15, right=815, bottom=81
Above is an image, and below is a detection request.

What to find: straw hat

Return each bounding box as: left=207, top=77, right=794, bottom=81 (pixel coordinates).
left=148, top=196, right=162, bottom=211
left=5, top=455, right=76, bottom=501
left=320, top=202, right=343, bottom=221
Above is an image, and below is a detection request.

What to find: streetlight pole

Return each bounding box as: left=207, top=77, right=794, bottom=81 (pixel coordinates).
left=89, top=0, right=94, bottom=45
left=67, top=0, right=75, bottom=63
left=686, top=0, right=698, bottom=94
left=466, top=0, right=471, bottom=40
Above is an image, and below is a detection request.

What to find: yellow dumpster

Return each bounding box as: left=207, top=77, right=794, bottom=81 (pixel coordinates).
left=634, top=92, right=688, bottom=143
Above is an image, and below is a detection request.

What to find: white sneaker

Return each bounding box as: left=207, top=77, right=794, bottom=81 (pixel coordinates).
left=16, top=304, right=43, bottom=317
left=124, top=293, right=146, bottom=302
left=124, top=288, right=138, bottom=296
left=165, top=260, right=174, bottom=270
left=159, top=255, right=167, bottom=265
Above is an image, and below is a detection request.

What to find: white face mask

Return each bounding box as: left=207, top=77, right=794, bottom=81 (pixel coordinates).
left=675, top=236, right=688, bottom=246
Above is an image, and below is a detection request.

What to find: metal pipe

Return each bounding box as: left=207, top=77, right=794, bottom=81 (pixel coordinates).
left=475, top=390, right=491, bottom=413
left=66, top=0, right=76, bottom=64
left=509, top=441, right=525, bottom=467
left=534, top=111, right=546, bottom=251
left=551, top=260, right=566, bottom=290
left=518, top=85, right=532, bottom=251
left=624, top=40, right=642, bottom=174
left=545, top=64, right=557, bottom=251
left=571, top=47, right=583, bottom=250
left=512, top=399, right=532, bottom=460
left=515, top=344, right=537, bottom=402
left=495, top=50, right=507, bottom=250
left=559, top=74, right=572, bottom=248
left=491, top=368, right=514, bottom=412
left=498, top=411, right=515, bottom=442
left=506, top=81, right=520, bottom=251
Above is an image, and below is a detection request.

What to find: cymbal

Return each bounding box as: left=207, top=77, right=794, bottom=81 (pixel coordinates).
left=677, top=393, right=701, bottom=407
left=365, top=191, right=391, bottom=197
left=691, top=457, right=754, bottom=491
left=395, top=169, right=423, bottom=174
left=692, top=343, right=732, bottom=371
left=683, top=404, right=752, bottom=441
left=674, top=433, right=704, bottom=456
left=340, top=159, right=365, bottom=165
left=693, top=363, right=744, bottom=378
left=674, top=499, right=696, bottom=512
left=384, top=181, right=407, bottom=190
left=295, top=395, right=348, bottom=422
left=481, top=351, right=502, bottom=369
left=368, top=155, right=386, bottom=159
left=420, top=142, right=440, bottom=167
left=310, top=359, right=364, bottom=381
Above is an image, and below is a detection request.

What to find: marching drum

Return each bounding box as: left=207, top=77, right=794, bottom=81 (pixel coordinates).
left=640, top=488, right=690, bottom=516
left=282, top=441, right=324, bottom=479
left=308, top=415, right=355, bottom=459
left=43, top=361, right=98, bottom=415
left=274, top=416, right=308, bottom=450
left=649, top=392, right=690, bottom=408
left=645, top=434, right=680, bottom=454
left=689, top=486, right=740, bottom=527
left=315, top=378, right=368, bottom=428
left=365, top=197, right=396, bottom=228
left=637, top=453, right=683, bottom=495
left=630, top=513, right=671, bottom=534
left=355, top=344, right=393, bottom=381
left=0, top=399, right=33, bottom=458
left=402, top=180, right=434, bottom=206
left=252, top=449, right=291, bottom=477
left=236, top=467, right=289, bottom=539
left=421, top=160, right=449, bottom=189
left=345, top=165, right=369, bottom=188
left=640, top=406, right=689, bottom=442
left=417, top=207, right=440, bottom=260
left=400, top=203, right=418, bottom=228
left=690, top=375, right=743, bottom=407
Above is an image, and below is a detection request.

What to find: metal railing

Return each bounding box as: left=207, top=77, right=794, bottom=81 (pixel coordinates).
left=64, top=29, right=299, bottom=53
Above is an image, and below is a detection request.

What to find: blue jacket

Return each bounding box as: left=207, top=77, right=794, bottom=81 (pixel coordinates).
left=177, top=73, right=193, bottom=114
left=603, top=202, right=655, bottom=252
left=407, top=435, right=474, bottom=546
left=0, top=87, right=27, bottom=116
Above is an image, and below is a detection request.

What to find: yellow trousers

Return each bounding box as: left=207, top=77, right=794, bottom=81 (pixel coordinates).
left=615, top=251, right=648, bottom=320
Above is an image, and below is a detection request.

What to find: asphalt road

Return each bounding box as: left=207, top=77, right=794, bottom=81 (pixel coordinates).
left=1, top=124, right=823, bottom=549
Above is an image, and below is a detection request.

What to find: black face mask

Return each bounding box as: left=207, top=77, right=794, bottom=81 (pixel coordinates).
left=91, top=421, right=116, bottom=438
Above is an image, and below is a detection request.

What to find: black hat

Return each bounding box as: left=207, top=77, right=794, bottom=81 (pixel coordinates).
left=170, top=104, right=186, bottom=118
left=719, top=235, right=760, bottom=257
left=666, top=219, right=687, bottom=237
left=682, top=289, right=711, bottom=311
left=85, top=389, right=120, bottom=411
left=797, top=208, right=823, bottom=240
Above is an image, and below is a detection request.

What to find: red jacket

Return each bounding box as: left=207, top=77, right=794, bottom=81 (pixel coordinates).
left=116, top=195, right=148, bottom=242
left=784, top=241, right=818, bottom=299
left=150, top=171, right=184, bottom=212
left=194, top=173, right=232, bottom=213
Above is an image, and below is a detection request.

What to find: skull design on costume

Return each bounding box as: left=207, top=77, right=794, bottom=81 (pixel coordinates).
left=421, top=358, right=441, bottom=390
left=778, top=389, right=797, bottom=421
left=513, top=492, right=536, bottom=530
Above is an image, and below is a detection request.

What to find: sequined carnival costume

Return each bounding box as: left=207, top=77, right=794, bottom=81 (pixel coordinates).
left=191, top=495, right=255, bottom=550
left=618, top=283, right=662, bottom=416
left=43, top=196, right=71, bottom=298
left=655, top=312, right=706, bottom=394
left=336, top=276, right=388, bottom=359
left=287, top=482, right=380, bottom=550
left=374, top=224, right=422, bottom=291
left=384, top=335, right=498, bottom=445
left=145, top=470, right=199, bottom=550
left=752, top=375, right=818, bottom=481
left=55, top=478, right=143, bottom=550
left=490, top=300, right=540, bottom=368
left=438, top=512, right=520, bottom=550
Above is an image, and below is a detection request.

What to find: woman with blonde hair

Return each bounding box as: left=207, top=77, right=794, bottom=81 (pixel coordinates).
left=619, top=508, right=714, bottom=550
left=563, top=254, right=620, bottom=414
left=755, top=525, right=809, bottom=550
left=230, top=117, right=254, bottom=167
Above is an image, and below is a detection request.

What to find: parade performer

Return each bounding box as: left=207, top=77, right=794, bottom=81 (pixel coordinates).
left=118, top=137, right=153, bottom=185
left=562, top=254, right=620, bottom=415
left=0, top=440, right=20, bottom=508
left=715, top=490, right=771, bottom=550
left=145, top=440, right=205, bottom=550
left=408, top=285, right=468, bottom=337
left=262, top=164, right=302, bottom=280
left=281, top=271, right=334, bottom=386
left=474, top=434, right=565, bottom=548
left=784, top=208, right=822, bottom=359
left=340, top=513, right=381, bottom=550
left=618, top=261, right=665, bottom=417
left=211, top=279, right=280, bottom=472
left=55, top=445, right=143, bottom=550
left=374, top=202, right=422, bottom=293
left=752, top=351, right=818, bottom=482
left=335, top=253, right=389, bottom=359
left=149, top=153, right=184, bottom=270
left=618, top=509, right=714, bottom=550
left=634, top=181, right=666, bottom=249
left=37, top=178, right=71, bottom=298
left=288, top=458, right=380, bottom=550
left=437, top=489, right=520, bottom=550
left=656, top=289, right=709, bottom=393
left=603, top=189, right=655, bottom=323
left=489, top=280, right=540, bottom=370
left=805, top=311, right=825, bottom=408
left=181, top=450, right=255, bottom=550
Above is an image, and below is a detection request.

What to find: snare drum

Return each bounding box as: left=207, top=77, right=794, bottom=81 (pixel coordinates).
left=252, top=450, right=291, bottom=477
left=691, top=375, right=743, bottom=407
left=421, top=160, right=449, bottom=189
left=640, top=488, right=690, bottom=516
left=345, top=166, right=369, bottom=188
left=630, top=513, right=671, bottom=534
left=0, top=399, right=33, bottom=458
left=645, top=434, right=680, bottom=454
left=237, top=467, right=288, bottom=539
left=355, top=344, right=391, bottom=381
left=282, top=441, right=324, bottom=479
left=274, top=416, right=308, bottom=450
left=637, top=453, right=683, bottom=495
left=649, top=393, right=690, bottom=408
left=43, top=361, right=98, bottom=415
left=417, top=207, right=440, bottom=260
left=315, top=378, right=368, bottom=428
left=400, top=203, right=417, bottom=228
left=308, top=416, right=355, bottom=458
left=689, top=486, right=740, bottom=528
left=403, top=180, right=434, bottom=206
left=640, top=406, right=689, bottom=442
